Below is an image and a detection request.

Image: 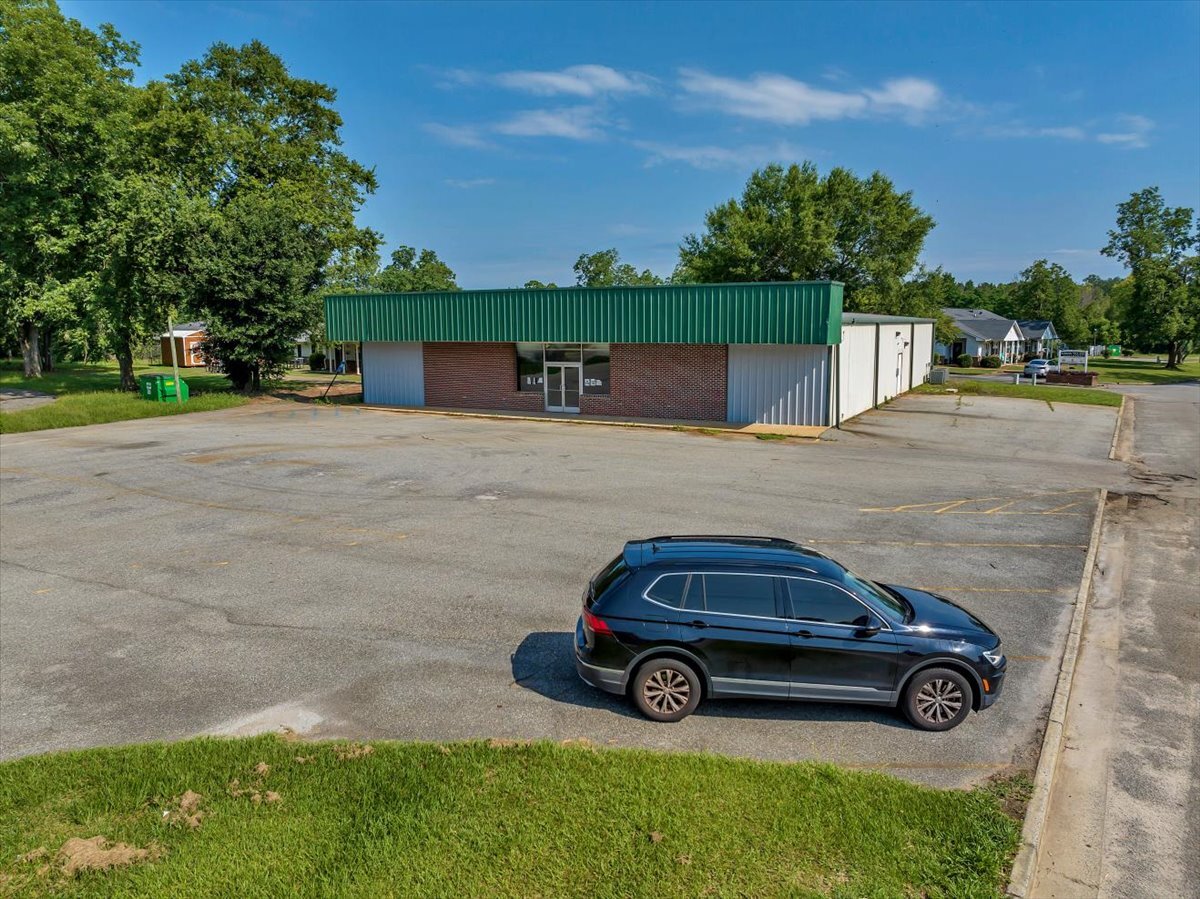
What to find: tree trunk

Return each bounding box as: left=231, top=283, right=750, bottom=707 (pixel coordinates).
left=20, top=321, right=42, bottom=378
left=39, top=328, right=54, bottom=372
left=250, top=363, right=261, bottom=394
left=115, top=334, right=138, bottom=392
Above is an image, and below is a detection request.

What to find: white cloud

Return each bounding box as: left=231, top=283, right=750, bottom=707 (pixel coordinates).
left=494, top=64, right=652, bottom=97
left=1096, top=114, right=1153, bottom=149
left=984, top=114, right=1153, bottom=148
left=494, top=106, right=602, bottom=140
left=422, top=123, right=493, bottom=149
left=633, top=139, right=806, bottom=170
left=677, top=68, right=943, bottom=125
left=984, top=124, right=1087, bottom=140
left=864, top=77, right=944, bottom=121
left=445, top=178, right=496, bottom=189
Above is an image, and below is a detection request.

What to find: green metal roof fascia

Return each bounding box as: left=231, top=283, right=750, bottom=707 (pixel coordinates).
left=325, top=282, right=844, bottom=345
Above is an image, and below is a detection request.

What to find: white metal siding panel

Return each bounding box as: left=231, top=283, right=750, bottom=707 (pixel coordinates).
left=838, top=324, right=878, bottom=421
left=726, top=344, right=828, bottom=426
left=362, top=341, right=425, bottom=406
left=912, top=323, right=933, bottom=385
left=874, top=325, right=911, bottom=404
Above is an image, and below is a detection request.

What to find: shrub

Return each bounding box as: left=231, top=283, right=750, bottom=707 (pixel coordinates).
left=956, top=353, right=973, bottom=368
left=308, top=352, right=326, bottom=371
left=979, top=355, right=1003, bottom=369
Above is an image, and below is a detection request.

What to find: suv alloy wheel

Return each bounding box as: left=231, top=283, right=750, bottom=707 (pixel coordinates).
left=903, top=667, right=973, bottom=731
left=632, top=658, right=702, bottom=722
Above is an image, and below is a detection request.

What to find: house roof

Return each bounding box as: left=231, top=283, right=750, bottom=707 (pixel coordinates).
left=941, top=308, right=1024, bottom=342
left=1017, top=320, right=1058, bottom=340
left=162, top=321, right=206, bottom=337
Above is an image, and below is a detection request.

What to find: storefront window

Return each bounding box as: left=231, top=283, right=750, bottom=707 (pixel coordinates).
left=583, top=343, right=610, bottom=394
left=544, top=344, right=582, bottom=363
left=516, top=343, right=543, bottom=391
left=515, top=343, right=611, bottom=394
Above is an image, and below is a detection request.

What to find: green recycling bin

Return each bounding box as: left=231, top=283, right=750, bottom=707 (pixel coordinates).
left=140, top=374, right=189, bottom=403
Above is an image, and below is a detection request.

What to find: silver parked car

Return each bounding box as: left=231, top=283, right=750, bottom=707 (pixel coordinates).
left=1023, top=358, right=1059, bottom=376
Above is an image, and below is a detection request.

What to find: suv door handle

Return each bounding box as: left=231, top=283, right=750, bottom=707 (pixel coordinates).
left=687, top=620, right=708, bottom=629
left=796, top=629, right=813, bottom=638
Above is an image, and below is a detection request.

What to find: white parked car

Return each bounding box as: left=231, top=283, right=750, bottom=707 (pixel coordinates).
left=1022, top=359, right=1060, bottom=376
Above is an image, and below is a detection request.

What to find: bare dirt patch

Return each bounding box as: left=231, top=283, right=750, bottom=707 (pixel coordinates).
left=164, top=789, right=205, bottom=830
left=334, top=742, right=374, bottom=760
left=57, top=836, right=162, bottom=876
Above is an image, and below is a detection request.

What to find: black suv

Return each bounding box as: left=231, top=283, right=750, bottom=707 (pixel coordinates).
left=574, top=536, right=1006, bottom=731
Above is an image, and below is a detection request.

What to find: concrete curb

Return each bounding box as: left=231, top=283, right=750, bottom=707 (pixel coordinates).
left=358, top=404, right=828, bottom=440
left=1108, top=395, right=1126, bottom=461
left=1006, top=486, right=1108, bottom=898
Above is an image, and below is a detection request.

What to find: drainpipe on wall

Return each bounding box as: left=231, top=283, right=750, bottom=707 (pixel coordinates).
left=830, top=343, right=840, bottom=428
left=909, top=323, right=916, bottom=390
left=872, top=323, right=881, bottom=408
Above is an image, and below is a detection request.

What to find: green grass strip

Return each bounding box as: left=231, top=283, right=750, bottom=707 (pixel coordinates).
left=914, top=381, right=1123, bottom=407
left=0, top=392, right=247, bottom=433
left=0, top=735, right=1021, bottom=898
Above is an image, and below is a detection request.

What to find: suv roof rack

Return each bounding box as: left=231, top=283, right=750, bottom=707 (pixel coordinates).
left=645, top=535, right=792, bottom=549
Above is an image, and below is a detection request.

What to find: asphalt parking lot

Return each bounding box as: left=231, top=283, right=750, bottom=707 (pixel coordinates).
left=0, top=392, right=1122, bottom=787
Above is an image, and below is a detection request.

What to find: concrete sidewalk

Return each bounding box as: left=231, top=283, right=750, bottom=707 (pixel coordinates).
left=1033, top=383, right=1199, bottom=898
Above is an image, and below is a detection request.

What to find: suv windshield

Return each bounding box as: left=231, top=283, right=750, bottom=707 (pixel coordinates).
left=832, top=567, right=910, bottom=621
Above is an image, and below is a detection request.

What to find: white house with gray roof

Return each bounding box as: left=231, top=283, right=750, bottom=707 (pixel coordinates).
left=936, top=308, right=1026, bottom=363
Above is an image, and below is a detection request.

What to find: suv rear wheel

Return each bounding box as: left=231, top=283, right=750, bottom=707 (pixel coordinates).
left=631, top=659, right=702, bottom=722
left=903, top=667, right=973, bottom=731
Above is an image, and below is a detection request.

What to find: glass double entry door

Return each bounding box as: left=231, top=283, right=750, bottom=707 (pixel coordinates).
left=544, top=362, right=581, bottom=412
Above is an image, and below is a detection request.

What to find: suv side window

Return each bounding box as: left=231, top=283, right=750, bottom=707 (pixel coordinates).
left=645, top=574, right=688, bottom=607
left=786, top=578, right=872, bottom=626
left=701, top=574, right=778, bottom=618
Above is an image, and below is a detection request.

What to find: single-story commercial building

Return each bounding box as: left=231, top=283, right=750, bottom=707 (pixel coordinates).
left=325, top=282, right=934, bottom=428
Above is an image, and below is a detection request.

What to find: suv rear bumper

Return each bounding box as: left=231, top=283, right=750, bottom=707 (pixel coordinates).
left=575, top=654, right=625, bottom=694
left=574, top=617, right=626, bottom=694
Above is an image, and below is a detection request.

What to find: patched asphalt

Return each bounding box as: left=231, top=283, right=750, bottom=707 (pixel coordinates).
left=0, top=392, right=1123, bottom=787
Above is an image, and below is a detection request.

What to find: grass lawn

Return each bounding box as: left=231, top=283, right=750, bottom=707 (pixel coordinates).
left=1084, top=356, right=1200, bottom=385
left=0, top=736, right=1022, bottom=898
left=0, top=360, right=233, bottom=396
left=914, top=380, right=1124, bottom=408
left=0, top=360, right=261, bottom=433
left=0, top=391, right=247, bottom=433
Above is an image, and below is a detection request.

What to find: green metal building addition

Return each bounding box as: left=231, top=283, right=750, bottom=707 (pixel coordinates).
left=325, top=282, right=844, bottom=346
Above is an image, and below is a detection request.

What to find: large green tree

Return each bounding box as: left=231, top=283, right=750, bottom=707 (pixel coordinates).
left=676, top=162, right=934, bottom=313
left=0, top=0, right=138, bottom=377
left=165, top=40, right=377, bottom=391
left=1007, top=260, right=1088, bottom=346
left=373, top=246, right=458, bottom=293
left=573, top=249, right=663, bottom=287
left=1102, top=188, right=1199, bottom=367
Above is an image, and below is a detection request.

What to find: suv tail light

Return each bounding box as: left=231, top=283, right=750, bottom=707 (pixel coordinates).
left=583, top=608, right=612, bottom=636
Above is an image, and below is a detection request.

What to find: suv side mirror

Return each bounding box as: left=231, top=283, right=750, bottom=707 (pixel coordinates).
left=856, top=616, right=883, bottom=637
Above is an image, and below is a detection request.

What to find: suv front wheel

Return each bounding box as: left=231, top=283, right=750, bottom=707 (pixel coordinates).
left=631, top=659, right=702, bottom=722
left=903, top=667, right=973, bottom=731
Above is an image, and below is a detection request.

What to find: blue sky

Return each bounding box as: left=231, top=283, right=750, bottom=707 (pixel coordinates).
left=65, top=0, right=1200, bottom=289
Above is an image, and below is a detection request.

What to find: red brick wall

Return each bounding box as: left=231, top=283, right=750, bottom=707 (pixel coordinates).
left=421, top=342, right=728, bottom=421
left=581, top=343, right=727, bottom=421
left=422, top=342, right=543, bottom=412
